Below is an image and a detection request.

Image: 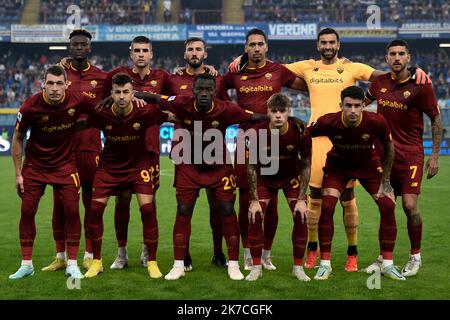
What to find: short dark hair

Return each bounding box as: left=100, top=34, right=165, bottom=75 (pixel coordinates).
left=386, top=39, right=410, bottom=53
left=267, top=93, right=291, bottom=110
left=111, top=73, right=132, bottom=86
left=194, top=73, right=216, bottom=85
left=69, top=29, right=92, bottom=40
left=130, top=36, right=152, bottom=50
left=185, top=37, right=206, bottom=48
left=246, top=28, right=267, bottom=43
left=317, top=28, right=340, bottom=42
left=44, top=65, right=67, bottom=81
left=341, top=86, right=365, bottom=102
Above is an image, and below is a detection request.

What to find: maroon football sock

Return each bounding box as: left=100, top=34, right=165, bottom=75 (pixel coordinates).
left=319, top=195, right=338, bottom=260
left=173, top=214, right=192, bottom=260
left=141, top=202, right=158, bottom=261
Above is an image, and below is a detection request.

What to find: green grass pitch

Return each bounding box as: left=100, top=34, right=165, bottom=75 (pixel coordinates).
left=1, top=156, right=449, bottom=300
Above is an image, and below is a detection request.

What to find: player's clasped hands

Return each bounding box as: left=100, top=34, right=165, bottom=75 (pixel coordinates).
left=375, top=179, right=395, bottom=203
left=248, top=200, right=263, bottom=224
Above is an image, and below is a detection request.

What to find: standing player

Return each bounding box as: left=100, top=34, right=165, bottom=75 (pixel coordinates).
left=83, top=73, right=169, bottom=278
left=42, top=29, right=108, bottom=272
left=135, top=73, right=269, bottom=281
left=102, top=36, right=170, bottom=270
left=308, top=86, right=405, bottom=281
left=220, top=28, right=308, bottom=271
left=163, top=37, right=230, bottom=271
left=365, top=39, right=442, bottom=277
left=246, top=93, right=312, bottom=282
left=10, top=65, right=96, bottom=280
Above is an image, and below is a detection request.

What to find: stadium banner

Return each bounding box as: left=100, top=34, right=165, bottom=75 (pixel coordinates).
left=0, top=25, right=11, bottom=42
left=11, top=24, right=99, bottom=43
left=187, top=24, right=268, bottom=44
left=320, top=24, right=398, bottom=42
left=99, top=24, right=186, bottom=41
left=399, top=22, right=450, bottom=39
left=268, top=23, right=317, bottom=40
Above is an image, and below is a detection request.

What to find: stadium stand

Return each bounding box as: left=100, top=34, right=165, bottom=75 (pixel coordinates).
left=0, top=0, right=24, bottom=24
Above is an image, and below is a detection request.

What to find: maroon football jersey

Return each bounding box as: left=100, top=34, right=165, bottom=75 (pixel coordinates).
left=87, top=101, right=168, bottom=171
left=308, top=111, right=391, bottom=169
left=104, top=66, right=170, bottom=155
left=159, top=95, right=254, bottom=168
left=368, top=73, right=439, bottom=164
left=221, top=61, right=297, bottom=128
left=163, top=67, right=230, bottom=100
left=66, top=63, right=108, bottom=152
left=252, top=118, right=312, bottom=180
left=16, top=90, right=97, bottom=170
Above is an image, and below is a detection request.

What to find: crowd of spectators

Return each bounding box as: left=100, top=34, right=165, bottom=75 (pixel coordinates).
left=243, top=0, right=450, bottom=24
left=0, top=0, right=24, bottom=24
left=39, top=0, right=158, bottom=25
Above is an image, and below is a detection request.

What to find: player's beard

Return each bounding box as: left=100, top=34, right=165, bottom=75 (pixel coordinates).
left=186, top=57, right=204, bottom=68
left=320, top=49, right=337, bottom=61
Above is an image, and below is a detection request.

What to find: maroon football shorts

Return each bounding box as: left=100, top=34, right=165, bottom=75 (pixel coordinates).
left=322, top=163, right=383, bottom=195
left=148, top=152, right=160, bottom=191
left=75, top=150, right=99, bottom=185
left=257, top=174, right=302, bottom=200
left=21, top=163, right=80, bottom=201
left=93, top=166, right=155, bottom=199
left=391, top=161, right=423, bottom=196
left=175, top=164, right=237, bottom=204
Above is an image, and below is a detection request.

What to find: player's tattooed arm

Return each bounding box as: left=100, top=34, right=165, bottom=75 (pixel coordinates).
left=247, top=163, right=259, bottom=202
left=298, top=155, right=311, bottom=201
left=378, top=140, right=395, bottom=200
left=12, top=130, right=25, bottom=193
left=247, top=162, right=264, bottom=224
left=426, top=114, right=442, bottom=179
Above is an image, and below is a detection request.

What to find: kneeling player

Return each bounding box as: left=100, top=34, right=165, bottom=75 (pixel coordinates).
left=308, top=86, right=405, bottom=281
left=82, top=73, right=169, bottom=279
left=246, top=93, right=312, bottom=281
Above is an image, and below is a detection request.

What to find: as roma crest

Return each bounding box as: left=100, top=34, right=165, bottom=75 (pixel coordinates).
left=133, top=122, right=141, bottom=131
left=211, top=121, right=219, bottom=128
left=265, top=73, right=272, bottom=80
left=337, top=66, right=344, bottom=74
left=286, top=145, right=295, bottom=152
left=151, top=80, right=158, bottom=87
left=362, top=134, right=370, bottom=141
left=403, top=91, right=411, bottom=98
left=67, top=108, right=75, bottom=116
left=90, top=80, right=97, bottom=88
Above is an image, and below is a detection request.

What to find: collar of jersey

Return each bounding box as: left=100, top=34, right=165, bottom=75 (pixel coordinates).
left=270, top=121, right=289, bottom=135
left=194, top=100, right=214, bottom=114
left=245, top=61, right=266, bottom=70
left=132, top=67, right=151, bottom=76
left=390, top=72, right=411, bottom=83
left=112, top=103, right=134, bottom=117
left=185, top=67, right=205, bottom=76
left=70, top=62, right=91, bottom=72
left=341, top=110, right=363, bottom=128
left=42, top=91, right=66, bottom=106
